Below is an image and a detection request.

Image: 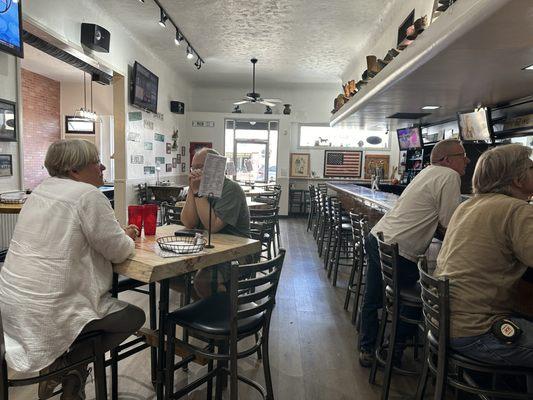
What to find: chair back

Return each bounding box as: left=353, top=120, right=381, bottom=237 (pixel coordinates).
left=317, top=183, right=328, bottom=195
left=349, top=212, right=362, bottom=251
left=376, top=232, right=400, bottom=308
left=163, top=204, right=182, bottom=225
left=230, top=249, right=286, bottom=323
left=250, top=207, right=279, bottom=219
left=418, top=255, right=450, bottom=355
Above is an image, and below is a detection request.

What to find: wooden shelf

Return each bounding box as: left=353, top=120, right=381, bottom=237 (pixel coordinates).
left=330, top=0, right=533, bottom=130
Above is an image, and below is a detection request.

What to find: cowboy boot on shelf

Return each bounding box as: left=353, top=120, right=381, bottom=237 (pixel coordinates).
left=355, top=80, right=367, bottom=91
left=436, top=0, right=454, bottom=12
left=405, top=24, right=418, bottom=41
left=414, top=15, right=428, bottom=34
left=348, top=80, right=357, bottom=96
left=362, top=69, right=371, bottom=81
left=343, top=83, right=350, bottom=98
left=378, top=59, right=388, bottom=69
left=366, top=55, right=382, bottom=76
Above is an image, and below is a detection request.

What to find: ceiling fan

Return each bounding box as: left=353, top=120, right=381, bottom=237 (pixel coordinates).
left=234, top=58, right=282, bottom=107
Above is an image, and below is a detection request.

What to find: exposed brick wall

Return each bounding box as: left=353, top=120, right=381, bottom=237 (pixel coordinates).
left=21, top=69, right=61, bottom=189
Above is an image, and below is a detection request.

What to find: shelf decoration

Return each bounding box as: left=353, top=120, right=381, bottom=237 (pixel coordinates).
left=323, top=150, right=362, bottom=178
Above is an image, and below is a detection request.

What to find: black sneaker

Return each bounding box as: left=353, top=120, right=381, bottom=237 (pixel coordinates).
left=359, top=350, right=374, bottom=368
left=38, top=354, right=70, bottom=399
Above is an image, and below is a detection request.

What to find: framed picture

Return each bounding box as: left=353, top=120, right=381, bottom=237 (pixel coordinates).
left=0, top=99, right=17, bottom=141
left=65, top=116, right=95, bottom=134
left=166, top=143, right=171, bottom=154
left=177, top=154, right=181, bottom=163
left=189, top=142, right=212, bottom=166
left=181, top=163, right=186, bottom=173
left=0, top=154, right=13, bottom=177
left=166, top=163, right=172, bottom=172
left=364, top=154, right=390, bottom=179
left=323, top=150, right=362, bottom=178
left=172, top=158, right=177, bottom=168
left=290, top=153, right=310, bottom=177
left=181, top=146, right=186, bottom=156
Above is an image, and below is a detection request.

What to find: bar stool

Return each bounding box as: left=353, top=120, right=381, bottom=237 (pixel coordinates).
left=327, top=200, right=354, bottom=287
left=322, top=196, right=336, bottom=269
left=317, top=193, right=331, bottom=258
left=0, top=322, right=108, bottom=400
left=416, top=256, right=533, bottom=400
left=307, top=185, right=317, bottom=232
left=369, top=232, right=423, bottom=400
left=344, top=214, right=368, bottom=325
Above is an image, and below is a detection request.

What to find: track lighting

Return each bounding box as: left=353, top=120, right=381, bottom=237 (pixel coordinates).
left=149, top=0, right=204, bottom=70
left=174, top=31, right=182, bottom=46
left=159, top=8, right=167, bottom=27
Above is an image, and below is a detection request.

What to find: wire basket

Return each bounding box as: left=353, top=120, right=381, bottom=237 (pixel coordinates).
left=156, top=235, right=206, bottom=254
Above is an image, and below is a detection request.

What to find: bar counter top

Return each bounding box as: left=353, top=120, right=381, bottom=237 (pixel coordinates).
left=326, top=182, right=400, bottom=211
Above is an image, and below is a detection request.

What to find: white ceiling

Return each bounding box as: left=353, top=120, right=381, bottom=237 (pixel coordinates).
left=21, top=44, right=85, bottom=83
left=94, top=0, right=394, bottom=87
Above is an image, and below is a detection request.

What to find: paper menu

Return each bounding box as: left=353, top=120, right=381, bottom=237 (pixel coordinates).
left=198, top=153, right=227, bottom=198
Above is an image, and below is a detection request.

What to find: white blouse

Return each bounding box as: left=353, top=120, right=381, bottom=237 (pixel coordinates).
left=0, top=177, right=134, bottom=372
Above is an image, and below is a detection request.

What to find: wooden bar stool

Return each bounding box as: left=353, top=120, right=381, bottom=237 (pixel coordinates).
left=417, top=256, right=533, bottom=400
left=344, top=214, right=368, bottom=326
left=369, top=232, right=424, bottom=400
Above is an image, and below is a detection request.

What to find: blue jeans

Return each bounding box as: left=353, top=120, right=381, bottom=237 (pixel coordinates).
left=451, top=318, right=533, bottom=368
left=359, top=232, right=421, bottom=352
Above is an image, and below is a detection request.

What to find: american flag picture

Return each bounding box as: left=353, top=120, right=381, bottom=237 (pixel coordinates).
left=323, top=150, right=362, bottom=178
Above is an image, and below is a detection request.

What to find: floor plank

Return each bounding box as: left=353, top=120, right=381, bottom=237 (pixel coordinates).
left=8, top=217, right=423, bottom=399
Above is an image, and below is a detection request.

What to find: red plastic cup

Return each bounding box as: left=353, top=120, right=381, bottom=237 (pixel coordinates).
left=143, top=204, right=158, bottom=236
left=128, top=205, right=143, bottom=234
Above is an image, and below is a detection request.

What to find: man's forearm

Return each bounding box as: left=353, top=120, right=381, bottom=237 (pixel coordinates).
left=180, top=191, right=200, bottom=228
left=195, top=197, right=225, bottom=232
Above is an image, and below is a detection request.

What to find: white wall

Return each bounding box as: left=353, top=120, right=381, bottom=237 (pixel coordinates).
left=0, top=53, right=22, bottom=191
left=22, top=0, right=193, bottom=223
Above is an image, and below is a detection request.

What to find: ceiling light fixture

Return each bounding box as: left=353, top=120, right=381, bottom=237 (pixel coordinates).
left=186, top=46, right=194, bottom=60
left=138, top=0, right=144, bottom=3
left=158, top=8, right=168, bottom=27
left=422, top=105, right=441, bottom=110
left=151, top=0, right=204, bottom=69
left=522, top=64, right=533, bottom=71
left=174, top=30, right=182, bottom=46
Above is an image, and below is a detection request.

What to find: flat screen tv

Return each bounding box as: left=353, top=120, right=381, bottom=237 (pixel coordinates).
left=457, top=108, right=492, bottom=142
left=397, top=127, right=423, bottom=150
left=130, top=61, right=158, bottom=113
left=0, top=0, right=24, bottom=58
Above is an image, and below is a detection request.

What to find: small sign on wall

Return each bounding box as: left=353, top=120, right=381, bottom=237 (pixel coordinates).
left=192, top=121, right=215, bottom=128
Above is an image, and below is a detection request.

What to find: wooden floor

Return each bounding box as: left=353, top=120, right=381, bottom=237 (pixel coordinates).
left=9, top=217, right=423, bottom=399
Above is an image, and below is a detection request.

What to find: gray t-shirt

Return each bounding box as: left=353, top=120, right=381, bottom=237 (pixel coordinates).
left=212, top=178, right=250, bottom=238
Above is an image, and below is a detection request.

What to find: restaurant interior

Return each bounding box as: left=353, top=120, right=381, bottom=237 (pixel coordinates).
left=0, top=0, right=533, bottom=399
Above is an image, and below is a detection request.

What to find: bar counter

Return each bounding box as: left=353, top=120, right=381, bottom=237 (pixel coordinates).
left=326, top=182, right=399, bottom=212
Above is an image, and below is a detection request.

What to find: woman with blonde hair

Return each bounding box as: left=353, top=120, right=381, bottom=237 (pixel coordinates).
left=0, top=139, right=145, bottom=399
left=434, top=143, right=533, bottom=367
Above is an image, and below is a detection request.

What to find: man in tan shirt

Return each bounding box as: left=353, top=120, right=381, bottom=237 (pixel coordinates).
left=435, top=144, right=533, bottom=367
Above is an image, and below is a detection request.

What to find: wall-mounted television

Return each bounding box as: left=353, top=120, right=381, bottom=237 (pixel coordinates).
left=0, top=0, right=24, bottom=58
left=130, top=61, right=158, bottom=114
left=457, top=108, right=492, bottom=142
left=397, top=127, right=423, bottom=150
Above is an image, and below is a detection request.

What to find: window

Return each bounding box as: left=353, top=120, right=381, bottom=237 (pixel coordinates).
left=225, top=119, right=278, bottom=183
left=299, top=124, right=389, bottom=149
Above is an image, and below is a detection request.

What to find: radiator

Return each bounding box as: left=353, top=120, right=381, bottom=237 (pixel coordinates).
left=0, top=214, right=18, bottom=249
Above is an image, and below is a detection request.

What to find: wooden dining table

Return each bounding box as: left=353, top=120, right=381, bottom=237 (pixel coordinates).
left=113, top=224, right=261, bottom=399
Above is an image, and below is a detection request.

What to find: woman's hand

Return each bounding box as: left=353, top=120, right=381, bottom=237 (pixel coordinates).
left=124, top=224, right=140, bottom=240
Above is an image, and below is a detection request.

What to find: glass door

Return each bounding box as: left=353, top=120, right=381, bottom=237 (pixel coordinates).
left=235, top=141, right=268, bottom=183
